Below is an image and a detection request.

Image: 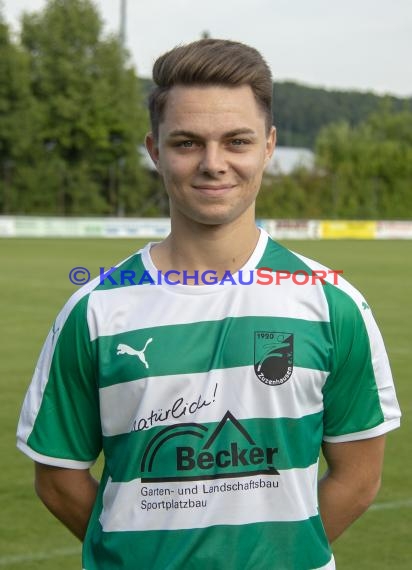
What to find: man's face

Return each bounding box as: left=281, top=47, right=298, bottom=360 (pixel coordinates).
left=146, top=85, right=276, bottom=228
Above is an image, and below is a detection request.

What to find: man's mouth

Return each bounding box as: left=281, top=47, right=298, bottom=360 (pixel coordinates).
left=192, top=184, right=237, bottom=193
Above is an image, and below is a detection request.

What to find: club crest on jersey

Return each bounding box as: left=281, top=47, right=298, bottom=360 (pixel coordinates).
left=254, top=331, right=294, bottom=386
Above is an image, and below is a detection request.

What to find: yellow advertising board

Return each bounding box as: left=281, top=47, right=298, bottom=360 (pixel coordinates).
left=320, top=221, right=377, bottom=239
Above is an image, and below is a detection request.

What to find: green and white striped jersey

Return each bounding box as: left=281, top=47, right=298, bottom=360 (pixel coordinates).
left=17, top=230, right=400, bottom=570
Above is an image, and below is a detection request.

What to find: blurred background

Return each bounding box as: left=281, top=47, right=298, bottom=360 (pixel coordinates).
left=0, top=1, right=411, bottom=569
left=1, top=0, right=411, bottom=220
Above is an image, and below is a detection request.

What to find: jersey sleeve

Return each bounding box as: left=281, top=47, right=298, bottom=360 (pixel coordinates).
left=322, top=281, right=401, bottom=442
left=17, top=292, right=102, bottom=468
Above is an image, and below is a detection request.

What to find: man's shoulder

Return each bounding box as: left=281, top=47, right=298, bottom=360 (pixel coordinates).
left=292, top=249, right=369, bottom=315
left=53, top=246, right=147, bottom=335
left=258, top=235, right=306, bottom=270
left=260, top=236, right=370, bottom=319
left=92, top=246, right=149, bottom=292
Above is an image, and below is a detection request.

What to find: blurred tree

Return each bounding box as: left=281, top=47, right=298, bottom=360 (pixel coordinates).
left=140, top=76, right=412, bottom=150
left=273, top=81, right=412, bottom=148
left=17, top=0, right=149, bottom=215
left=256, top=168, right=330, bottom=220
left=0, top=13, right=40, bottom=213
left=2, top=1, right=410, bottom=219
left=316, top=108, right=412, bottom=219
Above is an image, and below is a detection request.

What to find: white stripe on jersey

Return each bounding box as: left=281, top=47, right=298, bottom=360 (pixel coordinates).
left=323, top=417, right=401, bottom=443
left=99, top=464, right=319, bottom=532
left=99, top=365, right=328, bottom=437
left=87, top=278, right=330, bottom=342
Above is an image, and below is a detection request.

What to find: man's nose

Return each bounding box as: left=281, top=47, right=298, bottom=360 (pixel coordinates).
left=198, top=144, right=227, bottom=175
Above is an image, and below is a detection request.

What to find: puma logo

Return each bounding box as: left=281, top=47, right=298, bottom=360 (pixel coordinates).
left=116, top=338, right=153, bottom=369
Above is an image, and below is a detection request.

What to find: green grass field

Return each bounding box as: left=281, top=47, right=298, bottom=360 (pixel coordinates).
left=1, top=238, right=411, bottom=569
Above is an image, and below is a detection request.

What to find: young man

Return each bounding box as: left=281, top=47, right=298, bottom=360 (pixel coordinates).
left=17, top=39, right=401, bottom=569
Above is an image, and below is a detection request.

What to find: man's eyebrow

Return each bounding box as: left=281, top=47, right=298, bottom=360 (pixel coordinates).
left=223, top=128, right=257, bottom=138
left=167, top=130, right=200, bottom=139
left=167, top=128, right=257, bottom=139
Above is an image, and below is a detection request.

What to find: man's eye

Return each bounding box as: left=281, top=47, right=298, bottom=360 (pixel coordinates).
left=230, top=139, right=249, bottom=146
left=177, top=140, right=194, bottom=148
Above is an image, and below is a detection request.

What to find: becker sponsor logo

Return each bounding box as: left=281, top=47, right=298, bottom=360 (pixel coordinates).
left=254, top=331, right=294, bottom=386
left=140, top=411, right=279, bottom=483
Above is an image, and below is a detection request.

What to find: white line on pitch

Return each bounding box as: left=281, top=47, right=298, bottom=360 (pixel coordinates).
left=1, top=499, right=411, bottom=565
left=370, top=498, right=412, bottom=511
left=0, top=546, right=81, bottom=566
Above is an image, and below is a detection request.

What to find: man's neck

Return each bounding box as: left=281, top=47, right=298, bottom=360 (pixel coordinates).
left=150, top=216, right=261, bottom=279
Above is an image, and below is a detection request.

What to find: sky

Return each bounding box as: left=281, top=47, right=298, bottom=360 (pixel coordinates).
left=2, top=0, right=412, bottom=97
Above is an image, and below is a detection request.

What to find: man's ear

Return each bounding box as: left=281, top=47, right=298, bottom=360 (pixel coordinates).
left=264, top=126, right=276, bottom=166
left=145, top=132, right=162, bottom=174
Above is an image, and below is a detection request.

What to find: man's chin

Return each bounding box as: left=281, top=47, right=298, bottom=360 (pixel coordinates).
left=171, top=202, right=255, bottom=229
left=189, top=212, right=241, bottom=228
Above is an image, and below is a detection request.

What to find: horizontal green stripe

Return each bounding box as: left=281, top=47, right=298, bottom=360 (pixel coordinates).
left=103, top=413, right=323, bottom=483
left=84, top=516, right=331, bottom=570
left=97, top=316, right=332, bottom=388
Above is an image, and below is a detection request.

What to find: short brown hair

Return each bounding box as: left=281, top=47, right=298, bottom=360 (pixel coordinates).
left=148, top=39, right=273, bottom=140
